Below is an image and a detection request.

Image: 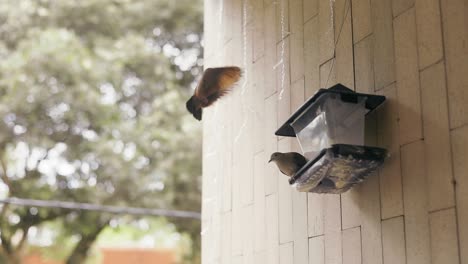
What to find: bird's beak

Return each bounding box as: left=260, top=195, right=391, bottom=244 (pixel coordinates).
left=268, top=158, right=272, bottom=163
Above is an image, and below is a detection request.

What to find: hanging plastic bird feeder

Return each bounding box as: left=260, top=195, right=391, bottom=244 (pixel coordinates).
left=275, top=84, right=387, bottom=193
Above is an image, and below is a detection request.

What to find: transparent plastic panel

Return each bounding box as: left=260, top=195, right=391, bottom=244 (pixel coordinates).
left=293, top=151, right=331, bottom=192
left=294, top=111, right=329, bottom=159
left=291, top=93, right=368, bottom=160
left=291, top=145, right=388, bottom=194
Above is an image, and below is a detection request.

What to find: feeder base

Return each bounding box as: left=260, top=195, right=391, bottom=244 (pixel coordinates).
left=290, top=144, right=387, bottom=194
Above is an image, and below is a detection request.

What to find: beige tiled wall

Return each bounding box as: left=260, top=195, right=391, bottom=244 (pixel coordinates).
left=202, top=0, right=468, bottom=263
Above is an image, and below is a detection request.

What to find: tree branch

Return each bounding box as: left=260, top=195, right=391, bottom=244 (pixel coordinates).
left=0, top=155, right=12, bottom=192
left=66, top=220, right=109, bottom=264
left=0, top=229, right=13, bottom=255
left=0, top=154, right=12, bottom=240
left=15, top=227, right=30, bottom=253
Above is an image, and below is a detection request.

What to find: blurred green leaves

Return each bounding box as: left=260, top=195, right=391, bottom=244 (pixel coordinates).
left=0, top=0, right=202, bottom=263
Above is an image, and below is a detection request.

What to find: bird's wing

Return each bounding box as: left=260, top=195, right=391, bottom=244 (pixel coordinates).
left=278, top=168, right=290, bottom=176
left=292, top=152, right=308, bottom=168
left=196, top=66, right=241, bottom=105
left=216, top=66, right=242, bottom=93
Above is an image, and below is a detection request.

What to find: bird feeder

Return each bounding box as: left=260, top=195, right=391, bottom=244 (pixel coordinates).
left=275, top=84, right=387, bottom=193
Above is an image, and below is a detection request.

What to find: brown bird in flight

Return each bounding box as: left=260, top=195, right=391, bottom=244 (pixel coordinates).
left=186, top=66, right=242, bottom=120
left=269, top=152, right=308, bottom=177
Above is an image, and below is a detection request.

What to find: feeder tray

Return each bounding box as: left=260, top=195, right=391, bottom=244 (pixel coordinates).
left=275, top=84, right=387, bottom=194
left=289, top=144, right=387, bottom=194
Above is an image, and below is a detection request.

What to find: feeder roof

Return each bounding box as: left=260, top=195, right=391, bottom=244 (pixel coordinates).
left=275, top=83, right=386, bottom=137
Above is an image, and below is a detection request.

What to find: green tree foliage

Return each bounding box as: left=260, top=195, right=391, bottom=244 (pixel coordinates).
left=0, top=0, right=202, bottom=263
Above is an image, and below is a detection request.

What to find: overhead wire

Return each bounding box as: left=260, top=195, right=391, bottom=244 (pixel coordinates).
left=0, top=197, right=201, bottom=219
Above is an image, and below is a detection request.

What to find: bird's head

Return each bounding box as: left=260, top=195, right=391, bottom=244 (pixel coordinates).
left=186, top=96, right=202, bottom=121
left=268, top=152, right=282, bottom=163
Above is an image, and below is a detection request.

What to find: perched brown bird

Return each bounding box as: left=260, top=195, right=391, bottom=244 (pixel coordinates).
left=186, top=66, right=242, bottom=120
left=269, top=152, right=308, bottom=177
